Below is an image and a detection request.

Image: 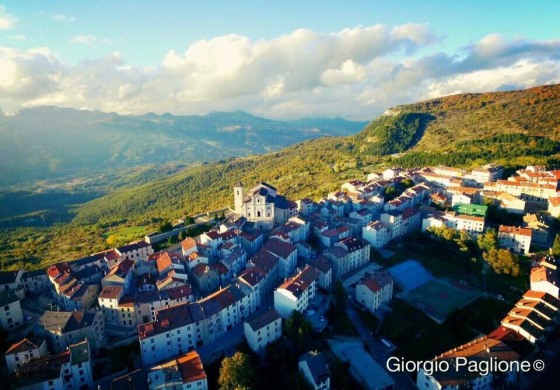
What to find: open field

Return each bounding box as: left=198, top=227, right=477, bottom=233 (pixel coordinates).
left=403, top=278, right=483, bottom=323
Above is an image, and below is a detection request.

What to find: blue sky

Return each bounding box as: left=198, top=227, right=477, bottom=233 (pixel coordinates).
left=1, top=1, right=559, bottom=119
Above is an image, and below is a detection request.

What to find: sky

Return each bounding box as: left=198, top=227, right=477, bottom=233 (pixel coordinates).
left=0, top=1, right=559, bottom=120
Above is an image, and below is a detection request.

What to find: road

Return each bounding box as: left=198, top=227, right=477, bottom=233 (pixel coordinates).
left=344, top=302, right=417, bottom=390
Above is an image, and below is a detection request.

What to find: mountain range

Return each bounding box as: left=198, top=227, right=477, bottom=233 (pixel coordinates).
left=0, top=107, right=367, bottom=185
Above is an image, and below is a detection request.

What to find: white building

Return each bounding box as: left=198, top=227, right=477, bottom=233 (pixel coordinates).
left=299, top=351, right=331, bottom=390
left=10, top=339, right=93, bottom=390
left=274, top=266, right=320, bottom=318
left=4, top=337, right=48, bottom=374
left=35, top=310, right=105, bottom=353
left=325, top=237, right=371, bottom=279
left=0, top=289, right=23, bottom=330
left=147, top=350, right=208, bottom=390
left=417, top=336, right=519, bottom=390
left=244, top=309, right=282, bottom=353
left=498, top=225, right=532, bottom=254
left=549, top=196, right=560, bottom=218
left=263, top=238, right=298, bottom=279
left=355, top=272, right=393, bottom=313
left=465, top=164, right=504, bottom=185
left=362, top=221, right=390, bottom=249
left=530, top=258, right=559, bottom=299
left=380, top=210, right=403, bottom=240
left=234, top=181, right=297, bottom=230
left=496, top=192, right=526, bottom=215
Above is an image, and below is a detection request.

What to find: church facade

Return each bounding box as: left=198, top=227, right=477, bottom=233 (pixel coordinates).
left=234, top=182, right=297, bottom=230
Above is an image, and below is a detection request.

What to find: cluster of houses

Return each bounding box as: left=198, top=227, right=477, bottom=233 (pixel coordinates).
left=4, top=162, right=560, bottom=389
left=418, top=253, right=560, bottom=390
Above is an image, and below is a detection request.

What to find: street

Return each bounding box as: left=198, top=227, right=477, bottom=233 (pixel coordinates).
left=344, top=301, right=417, bottom=390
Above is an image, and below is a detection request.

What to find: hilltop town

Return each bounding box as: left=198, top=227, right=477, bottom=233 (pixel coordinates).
left=2, top=163, right=560, bottom=389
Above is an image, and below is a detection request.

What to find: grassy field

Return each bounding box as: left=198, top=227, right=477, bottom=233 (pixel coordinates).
left=104, top=225, right=150, bottom=242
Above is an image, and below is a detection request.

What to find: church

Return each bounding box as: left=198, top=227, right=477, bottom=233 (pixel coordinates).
left=234, top=181, right=298, bottom=230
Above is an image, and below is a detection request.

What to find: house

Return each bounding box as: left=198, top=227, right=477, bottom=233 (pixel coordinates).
left=10, top=339, right=93, bottom=390
left=496, top=192, right=526, bottom=214
left=530, top=259, right=559, bottom=299
left=501, top=306, right=551, bottom=344
left=466, top=164, right=504, bottom=184
left=4, top=337, right=48, bottom=374
left=20, top=269, right=50, bottom=295
left=362, top=221, right=390, bottom=249
left=402, top=207, right=421, bottom=236
left=379, top=210, right=403, bottom=240
left=299, top=351, right=331, bottom=390
left=116, top=241, right=154, bottom=261
left=264, top=238, right=298, bottom=278
left=423, top=211, right=485, bottom=237
left=523, top=214, right=550, bottom=246
left=234, top=181, right=297, bottom=230
left=58, top=282, right=100, bottom=311
left=181, top=237, right=199, bottom=257
left=485, top=180, right=557, bottom=206
left=498, top=225, right=532, bottom=254
left=297, top=198, right=317, bottom=216
left=35, top=310, right=105, bottom=353
left=147, top=350, right=208, bottom=390
left=102, top=259, right=135, bottom=293
left=247, top=249, right=280, bottom=294
left=0, top=270, right=24, bottom=293
left=325, top=237, right=370, bottom=279
left=548, top=196, right=560, bottom=218
left=274, top=266, right=320, bottom=318
left=139, top=284, right=255, bottom=367
left=0, top=289, right=23, bottom=330
left=237, top=267, right=267, bottom=313
left=309, top=256, right=333, bottom=291
left=417, top=336, right=519, bottom=390
left=190, top=264, right=220, bottom=296
left=237, top=231, right=264, bottom=255
left=98, top=286, right=125, bottom=324
left=244, top=309, right=282, bottom=353
left=355, top=272, right=393, bottom=313
left=320, top=226, right=350, bottom=248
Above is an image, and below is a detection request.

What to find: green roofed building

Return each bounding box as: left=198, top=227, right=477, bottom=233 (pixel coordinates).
left=452, top=203, right=488, bottom=217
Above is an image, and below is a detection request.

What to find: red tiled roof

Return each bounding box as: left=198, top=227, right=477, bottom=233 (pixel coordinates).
left=99, top=285, right=123, bottom=300
left=498, top=225, right=532, bottom=237
left=178, top=351, right=207, bottom=382
left=181, top=237, right=197, bottom=251
left=4, top=338, right=39, bottom=355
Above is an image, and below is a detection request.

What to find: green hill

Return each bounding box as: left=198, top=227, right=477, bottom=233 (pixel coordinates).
left=2, top=84, right=560, bottom=270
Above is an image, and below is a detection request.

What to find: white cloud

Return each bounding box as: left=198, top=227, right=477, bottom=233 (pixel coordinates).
left=70, top=34, right=98, bottom=47
left=1, top=27, right=559, bottom=120
left=51, top=13, right=75, bottom=22
left=0, top=5, right=17, bottom=30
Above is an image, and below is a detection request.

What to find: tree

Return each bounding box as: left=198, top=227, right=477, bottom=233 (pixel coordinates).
left=477, top=229, right=498, bottom=253
left=178, top=230, right=186, bottom=241
left=106, top=234, right=119, bottom=248
left=158, top=221, right=173, bottom=233
left=218, top=351, right=258, bottom=390
left=483, top=248, right=520, bottom=276
left=552, top=234, right=560, bottom=257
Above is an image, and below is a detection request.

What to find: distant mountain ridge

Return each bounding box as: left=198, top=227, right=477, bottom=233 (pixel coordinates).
left=0, top=107, right=367, bottom=185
